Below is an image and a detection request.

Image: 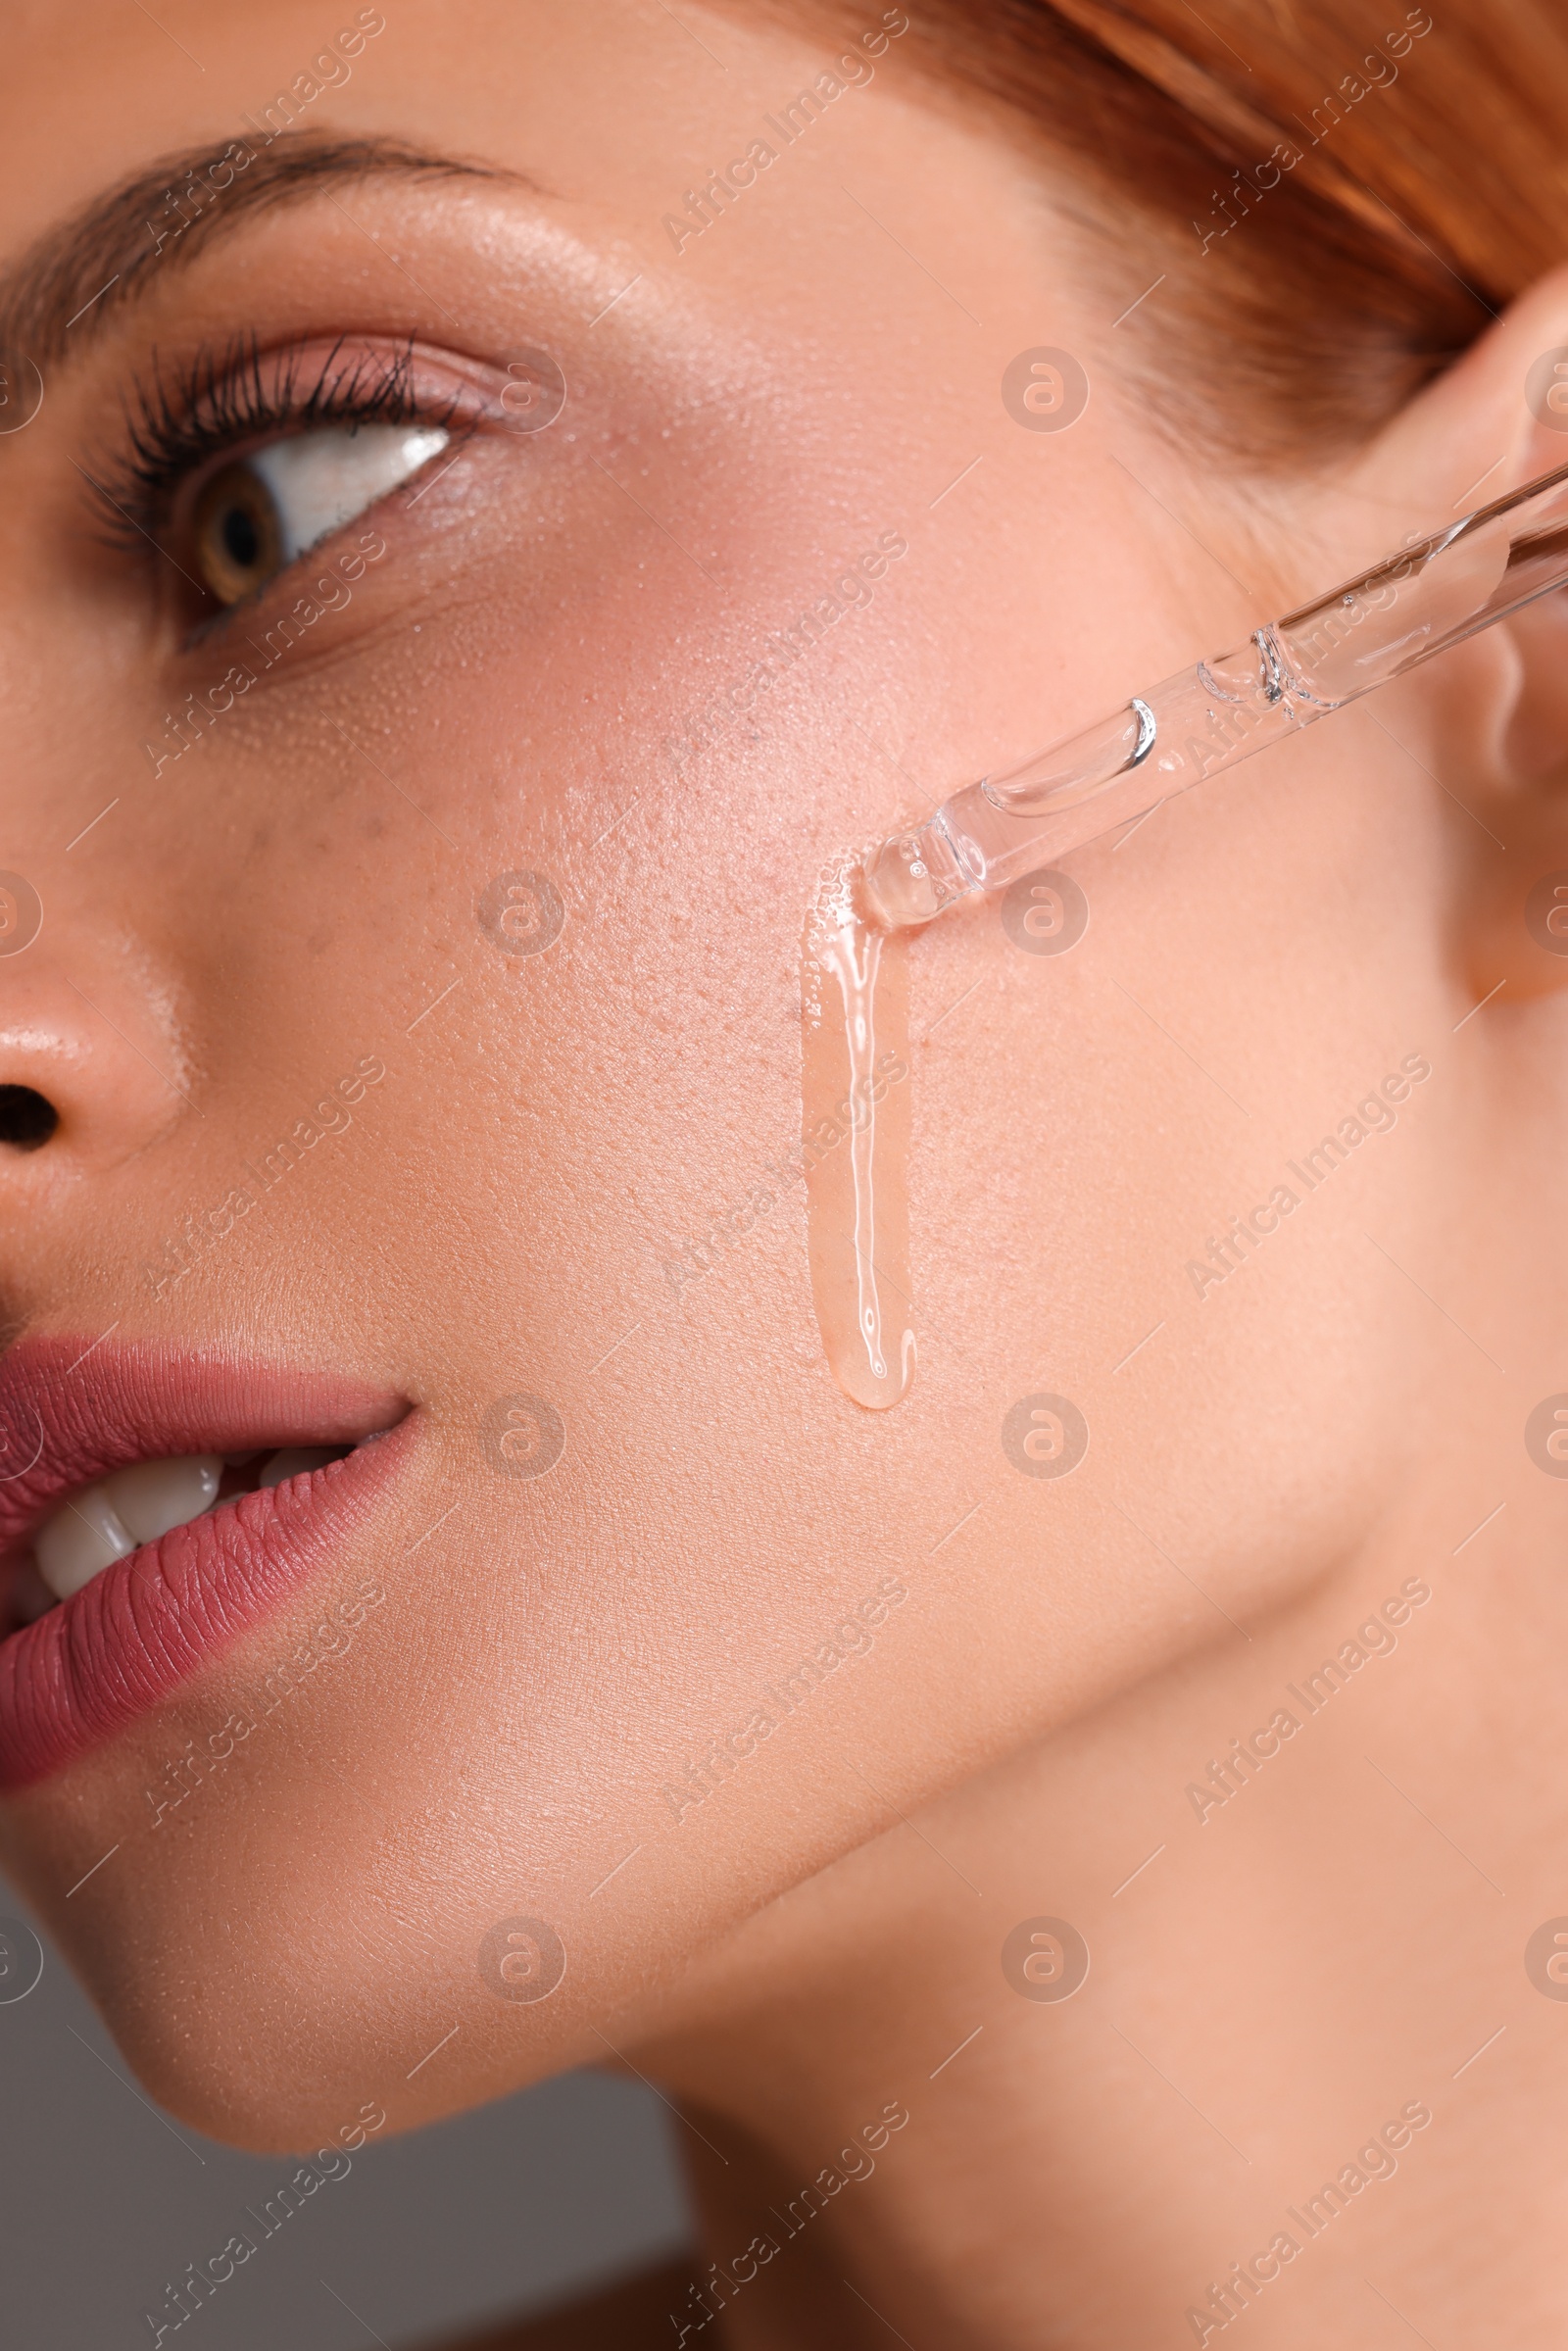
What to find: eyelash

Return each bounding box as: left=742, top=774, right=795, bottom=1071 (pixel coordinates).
left=87, top=331, right=465, bottom=565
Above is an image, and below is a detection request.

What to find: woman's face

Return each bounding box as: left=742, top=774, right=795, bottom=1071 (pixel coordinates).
left=0, top=0, right=1529, bottom=2145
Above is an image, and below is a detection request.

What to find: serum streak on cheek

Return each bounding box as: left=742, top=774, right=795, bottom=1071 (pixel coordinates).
left=801, top=857, right=914, bottom=1409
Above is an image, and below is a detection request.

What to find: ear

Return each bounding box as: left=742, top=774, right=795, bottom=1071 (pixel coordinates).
left=1334, top=264, right=1568, bottom=1004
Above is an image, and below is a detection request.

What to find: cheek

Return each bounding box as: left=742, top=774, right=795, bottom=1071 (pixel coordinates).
left=0, top=75, right=1474, bottom=2142
left=910, top=721, right=1452, bottom=1639
left=41, top=566, right=1445, bottom=2149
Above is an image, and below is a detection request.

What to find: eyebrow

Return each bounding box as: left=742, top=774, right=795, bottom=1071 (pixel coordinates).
left=0, top=134, right=526, bottom=369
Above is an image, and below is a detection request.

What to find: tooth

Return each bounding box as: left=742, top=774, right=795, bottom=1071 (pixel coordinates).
left=258, top=1446, right=340, bottom=1489
left=32, top=1454, right=225, bottom=1606
left=101, top=1454, right=222, bottom=1544
left=35, top=1487, right=137, bottom=1601
left=28, top=1444, right=349, bottom=1612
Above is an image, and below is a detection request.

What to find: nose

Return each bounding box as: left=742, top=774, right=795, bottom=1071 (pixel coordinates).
left=0, top=1085, right=58, bottom=1150
left=0, top=873, right=196, bottom=1176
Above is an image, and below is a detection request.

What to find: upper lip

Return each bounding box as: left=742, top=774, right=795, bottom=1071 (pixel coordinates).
left=0, top=1335, right=406, bottom=1573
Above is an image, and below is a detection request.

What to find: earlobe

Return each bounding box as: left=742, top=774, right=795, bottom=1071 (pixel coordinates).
left=1388, top=583, right=1568, bottom=1006
left=1495, top=589, right=1568, bottom=787
left=1391, top=593, right=1568, bottom=1006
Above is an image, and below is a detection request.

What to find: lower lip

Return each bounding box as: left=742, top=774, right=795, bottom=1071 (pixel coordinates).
left=0, top=1417, right=416, bottom=1790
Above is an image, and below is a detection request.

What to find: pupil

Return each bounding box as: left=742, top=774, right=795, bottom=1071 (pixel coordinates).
left=221, top=504, right=260, bottom=568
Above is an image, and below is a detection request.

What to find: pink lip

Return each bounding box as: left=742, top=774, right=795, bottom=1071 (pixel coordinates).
left=0, top=1339, right=412, bottom=1790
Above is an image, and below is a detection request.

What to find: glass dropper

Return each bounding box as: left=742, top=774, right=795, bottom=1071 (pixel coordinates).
left=860, top=456, right=1568, bottom=932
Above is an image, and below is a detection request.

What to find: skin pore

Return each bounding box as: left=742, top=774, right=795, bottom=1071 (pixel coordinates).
left=4, top=1, right=1568, bottom=2343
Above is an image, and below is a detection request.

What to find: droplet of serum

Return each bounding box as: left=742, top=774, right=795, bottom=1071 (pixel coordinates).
left=801, top=856, right=915, bottom=1409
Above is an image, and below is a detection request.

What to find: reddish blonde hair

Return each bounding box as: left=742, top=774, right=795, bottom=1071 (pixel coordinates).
left=813, top=2, right=1568, bottom=457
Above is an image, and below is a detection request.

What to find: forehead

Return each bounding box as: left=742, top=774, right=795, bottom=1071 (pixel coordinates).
left=0, top=2, right=914, bottom=252
left=0, top=0, right=1024, bottom=431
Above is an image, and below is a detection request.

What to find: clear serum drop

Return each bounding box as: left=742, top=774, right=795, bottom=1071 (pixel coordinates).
left=801, top=854, right=914, bottom=1410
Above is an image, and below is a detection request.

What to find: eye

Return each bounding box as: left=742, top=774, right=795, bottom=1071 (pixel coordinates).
left=186, top=419, right=450, bottom=606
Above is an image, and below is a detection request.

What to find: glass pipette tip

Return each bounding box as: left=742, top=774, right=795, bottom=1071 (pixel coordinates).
left=860, top=457, right=1568, bottom=932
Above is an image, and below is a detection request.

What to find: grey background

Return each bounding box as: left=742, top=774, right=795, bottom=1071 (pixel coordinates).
left=0, top=1878, right=691, bottom=2350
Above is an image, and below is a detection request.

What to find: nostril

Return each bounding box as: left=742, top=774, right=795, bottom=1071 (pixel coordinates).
left=0, top=1087, right=60, bottom=1151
